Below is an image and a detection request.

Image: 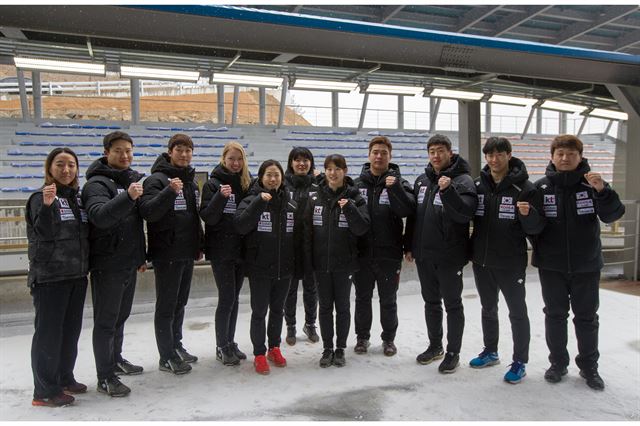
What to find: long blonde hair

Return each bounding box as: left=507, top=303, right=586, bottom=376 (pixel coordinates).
left=220, top=141, right=251, bottom=191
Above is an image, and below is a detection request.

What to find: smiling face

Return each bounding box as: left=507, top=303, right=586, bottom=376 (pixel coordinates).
left=485, top=150, right=511, bottom=176
left=552, top=147, right=582, bottom=172
left=369, top=143, right=391, bottom=176
left=428, top=143, right=453, bottom=173
left=169, top=144, right=193, bottom=168
left=49, top=152, right=77, bottom=186
left=325, top=162, right=346, bottom=190
left=105, top=139, right=133, bottom=170
left=261, top=165, right=282, bottom=190
left=224, top=148, right=244, bottom=174
left=292, top=156, right=311, bottom=176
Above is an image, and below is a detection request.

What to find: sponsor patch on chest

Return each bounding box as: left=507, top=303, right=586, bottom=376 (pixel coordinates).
left=313, top=205, right=323, bottom=226
left=174, top=190, right=187, bottom=211
left=475, top=194, right=485, bottom=216
left=286, top=211, right=294, bottom=233
left=543, top=194, right=557, bottom=218
left=379, top=188, right=390, bottom=205
left=258, top=211, right=272, bottom=232
left=223, top=193, right=236, bottom=214
left=417, top=186, right=427, bottom=204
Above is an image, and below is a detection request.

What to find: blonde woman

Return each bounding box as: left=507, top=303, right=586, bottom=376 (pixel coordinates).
left=200, top=141, right=252, bottom=365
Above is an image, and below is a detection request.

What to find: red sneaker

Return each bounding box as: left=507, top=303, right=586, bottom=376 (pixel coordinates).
left=267, top=347, right=287, bottom=367
left=32, top=392, right=75, bottom=407
left=254, top=355, right=270, bottom=375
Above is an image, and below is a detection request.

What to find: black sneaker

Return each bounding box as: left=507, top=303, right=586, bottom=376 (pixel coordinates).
left=438, top=352, right=460, bottom=374
left=159, top=357, right=192, bottom=375
left=115, top=359, right=144, bottom=376
left=580, top=368, right=605, bottom=390
left=231, top=342, right=247, bottom=360
left=382, top=341, right=397, bottom=357
left=319, top=349, right=334, bottom=368
left=333, top=348, right=346, bottom=367
left=285, top=326, right=296, bottom=346
left=175, top=346, right=198, bottom=363
left=97, top=376, right=131, bottom=397
left=303, top=323, right=320, bottom=343
left=416, top=345, right=444, bottom=365
left=216, top=345, right=240, bottom=366
left=354, top=338, right=370, bottom=354
left=544, top=364, right=568, bottom=383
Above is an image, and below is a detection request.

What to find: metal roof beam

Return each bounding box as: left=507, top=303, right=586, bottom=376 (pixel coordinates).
left=0, top=26, right=27, bottom=39
left=289, top=6, right=302, bottom=14
left=455, top=6, right=502, bottom=32
left=555, top=6, right=639, bottom=44
left=613, top=28, right=640, bottom=51
left=490, top=5, right=554, bottom=37
left=380, top=6, right=404, bottom=24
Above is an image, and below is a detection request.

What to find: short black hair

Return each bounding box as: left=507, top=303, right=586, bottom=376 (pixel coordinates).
left=324, top=153, right=347, bottom=170
left=258, top=159, right=284, bottom=187
left=286, top=146, right=315, bottom=175
left=103, top=131, right=133, bottom=151
left=427, top=134, right=452, bottom=151
left=482, top=136, right=512, bottom=154
left=168, top=133, right=194, bottom=151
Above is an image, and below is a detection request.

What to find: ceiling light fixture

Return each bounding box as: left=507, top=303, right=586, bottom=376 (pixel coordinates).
left=14, top=56, right=105, bottom=76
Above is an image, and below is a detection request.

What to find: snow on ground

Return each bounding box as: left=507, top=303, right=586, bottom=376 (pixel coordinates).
left=1, top=272, right=639, bottom=421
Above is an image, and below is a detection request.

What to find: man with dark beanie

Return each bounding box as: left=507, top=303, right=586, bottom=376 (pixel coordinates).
left=405, top=134, right=477, bottom=374
left=82, top=131, right=146, bottom=397
left=139, top=134, right=203, bottom=376
left=533, top=134, right=624, bottom=391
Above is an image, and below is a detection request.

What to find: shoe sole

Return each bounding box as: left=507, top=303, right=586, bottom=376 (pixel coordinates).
left=505, top=372, right=526, bottom=384
left=417, top=354, right=444, bottom=365
left=179, top=357, right=198, bottom=364
left=158, top=366, right=191, bottom=375
left=438, top=363, right=459, bottom=374
left=544, top=369, right=568, bottom=383
left=285, top=338, right=296, bottom=346
left=579, top=371, right=605, bottom=390
left=469, top=359, right=501, bottom=369
left=96, top=388, right=130, bottom=397
left=267, top=357, right=287, bottom=368
left=216, top=356, right=241, bottom=366
left=333, top=362, right=345, bottom=368
left=32, top=400, right=74, bottom=407
left=114, top=370, right=143, bottom=376
left=255, top=370, right=270, bottom=375
left=354, top=348, right=367, bottom=354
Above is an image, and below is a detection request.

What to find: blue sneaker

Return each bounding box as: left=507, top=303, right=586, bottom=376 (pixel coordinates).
left=469, top=349, right=500, bottom=368
left=504, top=361, right=526, bottom=384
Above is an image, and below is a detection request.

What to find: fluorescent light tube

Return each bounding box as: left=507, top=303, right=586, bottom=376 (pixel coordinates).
left=292, top=79, right=357, bottom=92
left=488, top=94, right=537, bottom=107
left=121, top=66, right=200, bottom=82
left=14, top=57, right=105, bottom=75
left=589, top=108, right=628, bottom=121
left=211, top=73, right=282, bottom=88
left=541, top=100, right=586, bottom=113
left=430, top=88, right=484, bottom=101
left=365, top=84, right=424, bottom=96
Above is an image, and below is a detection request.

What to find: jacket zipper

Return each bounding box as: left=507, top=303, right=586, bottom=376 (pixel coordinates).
left=481, top=190, right=494, bottom=267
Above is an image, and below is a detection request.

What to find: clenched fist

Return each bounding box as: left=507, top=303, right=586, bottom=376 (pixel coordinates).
left=337, top=198, right=348, bottom=209
left=220, top=184, right=232, bottom=198
left=42, top=183, right=57, bottom=206
left=438, top=176, right=451, bottom=191
left=127, top=182, right=143, bottom=200
left=260, top=192, right=272, bottom=202
left=584, top=172, right=605, bottom=193
left=385, top=176, right=397, bottom=188
left=516, top=201, right=530, bottom=216
left=169, top=178, right=183, bottom=194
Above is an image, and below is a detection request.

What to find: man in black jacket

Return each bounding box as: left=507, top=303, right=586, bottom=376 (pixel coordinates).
left=353, top=136, right=415, bottom=356
left=82, top=131, right=146, bottom=397
left=139, top=134, right=203, bottom=376
left=533, top=134, right=625, bottom=391
left=405, top=134, right=477, bottom=374
left=469, top=137, right=545, bottom=384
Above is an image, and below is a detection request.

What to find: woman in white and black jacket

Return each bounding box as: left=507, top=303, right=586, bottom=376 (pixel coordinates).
left=235, top=160, right=297, bottom=375
left=199, top=141, right=252, bottom=366
left=304, top=154, right=370, bottom=368
left=26, top=147, right=89, bottom=407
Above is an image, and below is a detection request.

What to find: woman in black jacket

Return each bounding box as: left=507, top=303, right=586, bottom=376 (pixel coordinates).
left=26, top=147, right=89, bottom=407
left=199, top=141, right=252, bottom=365
left=304, top=154, right=370, bottom=368
left=283, top=147, right=319, bottom=345
left=235, top=160, right=297, bottom=375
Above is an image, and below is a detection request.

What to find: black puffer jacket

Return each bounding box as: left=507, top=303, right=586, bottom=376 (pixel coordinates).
left=471, top=157, right=544, bottom=270
left=234, top=181, right=297, bottom=279
left=532, top=159, right=625, bottom=273
left=138, top=153, right=202, bottom=261
left=26, top=185, right=89, bottom=286
left=284, top=171, right=318, bottom=278
left=81, top=157, right=146, bottom=271
left=303, top=176, right=370, bottom=273
left=405, top=154, right=478, bottom=267
left=354, top=162, right=415, bottom=261
left=199, top=164, right=250, bottom=262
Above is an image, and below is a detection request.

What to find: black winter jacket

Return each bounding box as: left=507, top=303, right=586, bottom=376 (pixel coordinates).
left=354, top=163, right=415, bottom=261
left=138, top=153, right=202, bottom=261
left=532, top=159, right=625, bottom=273
left=284, top=171, right=318, bottom=278
left=26, top=185, right=89, bottom=286
left=199, top=164, right=250, bottom=262
left=234, top=181, right=297, bottom=279
left=303, top=176, right=370, bottom=273
left=81, top=157, right=146, bottom=271
left=405, top=154, right=478, bottom=267
left=471, top=157, right=544, bottom=270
